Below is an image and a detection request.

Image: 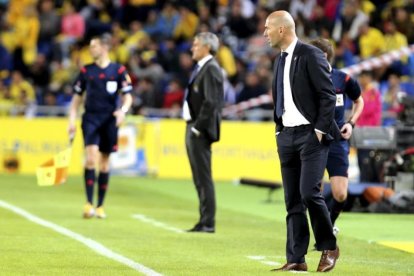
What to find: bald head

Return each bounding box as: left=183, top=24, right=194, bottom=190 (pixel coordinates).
left=268, top=11, right=296, bottom=31
left=264, top=10, right=297, bottom=50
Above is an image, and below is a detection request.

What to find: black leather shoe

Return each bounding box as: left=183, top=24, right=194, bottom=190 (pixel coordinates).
left=186, top=224, right=215, bottom=233
left=186, top=223, right=203, bottom=232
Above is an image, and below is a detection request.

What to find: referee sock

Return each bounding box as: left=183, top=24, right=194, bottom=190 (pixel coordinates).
left=330, top=199, right=346, bottom=225
left=84, top=169, right=95, bottom=204
left=97, top=172, right=109, bottom=207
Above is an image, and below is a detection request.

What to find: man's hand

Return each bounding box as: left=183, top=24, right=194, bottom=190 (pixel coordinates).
left=340, top=123, right=353, bottom=140
left=113, top=109, right=126, bottom=127
left=68, top=122, right=76, bottom=140
left=316, top=131, right=323, bottom=142
left=191, top=127, right=201, bottom=137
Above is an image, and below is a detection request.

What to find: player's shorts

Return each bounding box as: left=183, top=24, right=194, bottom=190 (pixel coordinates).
left=326, top=140, right=349, bottom=178
left=81, top=112, right=118, bottom=153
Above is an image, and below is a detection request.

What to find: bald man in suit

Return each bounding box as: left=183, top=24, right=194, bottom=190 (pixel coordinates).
left=264, top=11, right=340, bottom=272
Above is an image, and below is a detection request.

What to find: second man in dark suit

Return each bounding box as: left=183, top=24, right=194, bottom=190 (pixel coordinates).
left=263, top=11, right=340, bottom=272
left=183, top=32, right=224, bottom=233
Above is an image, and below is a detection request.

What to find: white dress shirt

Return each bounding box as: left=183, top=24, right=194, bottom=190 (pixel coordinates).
left=281, top=37, right=311, bottom=127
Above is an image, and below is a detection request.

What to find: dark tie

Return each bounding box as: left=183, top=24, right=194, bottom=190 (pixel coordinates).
left=275, top=52, right=288, bottom=118
left=189, top=64, right=199, bottom=83
left=185, top=64, right=200, bottom=101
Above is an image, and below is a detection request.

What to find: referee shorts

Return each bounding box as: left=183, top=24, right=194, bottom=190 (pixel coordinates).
left=81, top=113, right=118, bottom=154
left=326, top=140, right=350, bottom=178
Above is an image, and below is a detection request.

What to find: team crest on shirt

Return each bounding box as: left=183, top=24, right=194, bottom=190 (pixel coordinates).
left=193, top=84, right=199, bottom=93
left=106, top=81, right=118, bottom=94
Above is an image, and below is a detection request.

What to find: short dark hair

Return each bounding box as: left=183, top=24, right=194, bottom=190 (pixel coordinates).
left=359, top=70, right=374, bottom=78
left=91, top=33, right=112, bottom=48
left=309, top=38, right=334, bottom=64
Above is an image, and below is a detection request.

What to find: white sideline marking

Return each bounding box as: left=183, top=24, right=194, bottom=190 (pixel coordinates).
left=132, top=214, right=184, bottom=233
left=0, top=200, right=162, bottom=276
left=247, top=255, right=266, bottom=260
left=261, top=260, right=281, bottom=266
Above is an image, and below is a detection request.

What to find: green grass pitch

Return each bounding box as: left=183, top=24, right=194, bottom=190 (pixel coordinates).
left=0, top=174, right=413, bottom=275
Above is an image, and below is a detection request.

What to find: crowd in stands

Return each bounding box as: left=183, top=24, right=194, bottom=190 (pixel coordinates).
left=0, top=0, right=413, bottom=123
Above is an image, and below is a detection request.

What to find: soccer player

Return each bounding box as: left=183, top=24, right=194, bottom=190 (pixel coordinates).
left=309, top=38, right=364, bottom=237
left=68, top=33, right=133, bottom=219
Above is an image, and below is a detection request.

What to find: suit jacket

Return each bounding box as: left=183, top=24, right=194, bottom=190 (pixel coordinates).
left=272, top=40, right=341, bottom=141
left=187, top=58, right=224, bottom=142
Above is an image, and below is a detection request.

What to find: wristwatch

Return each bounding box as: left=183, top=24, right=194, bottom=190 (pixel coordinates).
left=121, top=106, right=129, bottom=113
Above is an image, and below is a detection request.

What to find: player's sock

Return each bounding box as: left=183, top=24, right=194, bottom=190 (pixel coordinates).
left=84, top=169, right=95, bottom=204
left=97, top=172, right=109, bottom=207
left=330, top=198, right=346, bottom=225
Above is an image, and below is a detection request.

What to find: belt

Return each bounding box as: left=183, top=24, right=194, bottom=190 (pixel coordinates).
left=283, top=124, right=313, bottom=132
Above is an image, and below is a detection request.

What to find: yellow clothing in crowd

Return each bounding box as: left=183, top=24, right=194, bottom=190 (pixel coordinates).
left=128, top=0, right=156, bottom=6
left=217, top=45, right=237, bottom=78
left=173, top=10, right=199, bottom=41
left=109, top=45, right=130, bottom=65
left=359, top=27, right=386, bottom=59
left=384, top=31, right=408, bottom=62
left=124, top=30, right=149, bottom=51
left=10, top=80, right=35, bottom=105
left=5, top=0, right=37, bottom=26
left=2, top=4, right=39, bottom=65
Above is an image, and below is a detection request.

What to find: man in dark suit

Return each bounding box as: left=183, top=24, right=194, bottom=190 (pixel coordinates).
left=263, top=11, right=340, bottom=272
left=183, top=32, right=224, bottom=233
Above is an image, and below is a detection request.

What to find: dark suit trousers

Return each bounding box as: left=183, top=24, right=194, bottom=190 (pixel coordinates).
left=185, top=123, right=216, bottom=227
left=276, top=125, right=336, bottom=263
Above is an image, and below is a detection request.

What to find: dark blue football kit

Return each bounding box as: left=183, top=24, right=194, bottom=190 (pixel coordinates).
left=73, top=63, right=132, bottom=153
left=326, top=69, right=361, bottom=177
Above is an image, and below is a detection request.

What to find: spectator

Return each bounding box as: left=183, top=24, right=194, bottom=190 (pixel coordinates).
left=236, top=71, right=267, bottom=103
left=28, top=53, right=50, bottom=99
left=124, top=21, right=149, bottom=53
left=9, top=70, right=36, bottom=115
left=3, top=4, right=39, bottom=71
left=383, top=73, right=405, bottom=116
left=57, top=1, right=85, bottom=64
left=0, top=37, right=13, bottom=82
left=332, top=0, right=368, bottom=42
left=356, top=70, right=382, bottom=182
left=216, top=41, right=237, bottom=79
left=37, top=0, right=61, bottom=59
left=129, top=49, right=165, bottom=93
left=358, top=22, right=385, bottom=60
left=162, top=78, right=184, bottom=118
left=144, top=3, right=180, bottom=40
left=0, top=80, right=13, bottom=116
left=226, top=0, right=255, bottom=39
left=173, top=5, right=199, bottom=42
left=383, top=20, right=409, bottom=76
left=132, top=77, right=158, bottom=115
left=357, top=70, right=382, bottom=127
left=391, top=6, right=414, bottom=44
left=289, top=0, right=316, bottom=22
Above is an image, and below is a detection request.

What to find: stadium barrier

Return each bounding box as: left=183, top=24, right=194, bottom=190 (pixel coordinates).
left=0, top=117, right=283, bottom=182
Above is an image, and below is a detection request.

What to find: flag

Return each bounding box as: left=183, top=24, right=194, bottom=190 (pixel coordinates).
left=36, top=147, right=72, bottom=186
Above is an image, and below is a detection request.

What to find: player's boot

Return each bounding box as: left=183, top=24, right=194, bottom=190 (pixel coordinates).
left=83, top=203, right=95, bottom=219
left=96, top=206, right=106, bottom=219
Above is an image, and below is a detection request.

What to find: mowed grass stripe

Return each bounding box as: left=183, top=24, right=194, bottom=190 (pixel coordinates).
left=0, top=175, right=413, bottom=275
left=0, top=199, right=162, bottom=276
